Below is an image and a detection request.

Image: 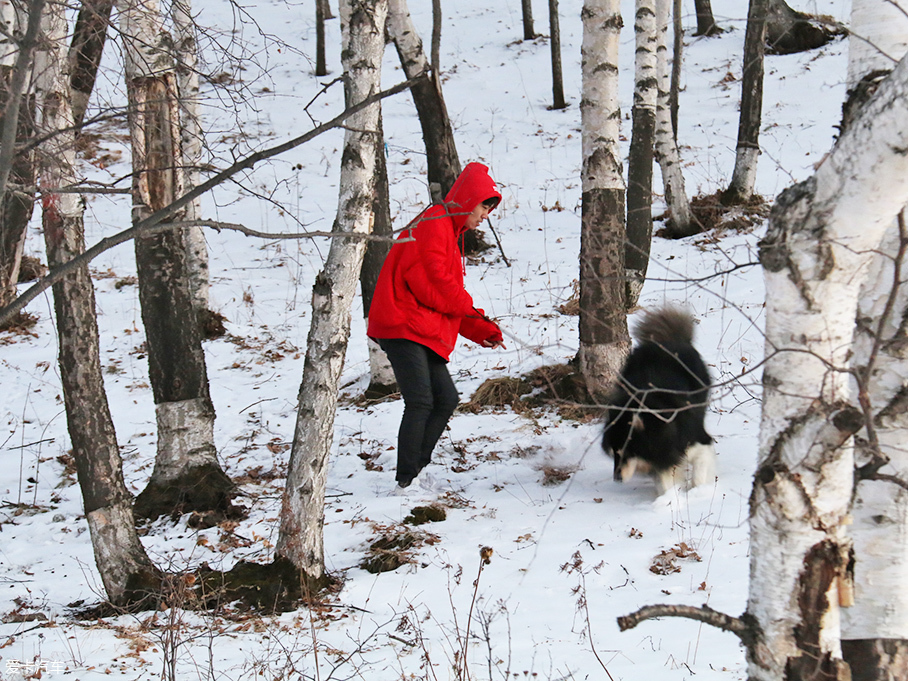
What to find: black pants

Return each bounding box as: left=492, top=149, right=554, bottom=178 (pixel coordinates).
left=378, top=338, right=459, bottom=484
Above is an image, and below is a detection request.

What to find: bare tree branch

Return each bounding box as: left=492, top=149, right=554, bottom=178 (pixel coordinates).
left=617, top=603, right=753, bottom=644
left=0, top=71, right=425, bottom=327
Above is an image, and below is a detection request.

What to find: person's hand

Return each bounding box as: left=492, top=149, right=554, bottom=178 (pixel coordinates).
left=482, top=339, right=506, bottom=349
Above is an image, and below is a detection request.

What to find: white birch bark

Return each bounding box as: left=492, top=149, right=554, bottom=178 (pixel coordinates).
left=277, top=0, right=386, bottom=579
left=171, top=0, right=209, bottom=314
left=36, top=0, right=158, bottom=604
left=653, top=0, right=694, bottom=233
left=749, top=49, right=908, bottom=680
left=578, top=0, right=629, bottom=395
left=625, top=0, right=657, bottom=305
left=847, top=0, right=908, bottom=89
left=841, top=0, right=908, bottom=655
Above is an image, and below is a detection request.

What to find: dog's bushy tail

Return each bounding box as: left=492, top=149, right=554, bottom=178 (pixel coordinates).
left=633, top=306, right=695, bottom=345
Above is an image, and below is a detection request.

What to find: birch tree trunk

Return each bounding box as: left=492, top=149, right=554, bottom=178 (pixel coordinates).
left=625, top=0, right=657, bottom=308
left=840, top=3, right=908, bottom=677
left=723, top=0, right=766, bottom=205
left=119, top=0, right=234, bottom=521
left=749, top=49, right=908, bottom=681
left=277, top=0, right=386, bottom=582
left=36, top=0, right=160, bottom=605
left=579, top=0, right=629, bottom=396
left=0, top=0, right=40, bottom=313
left=171, top=0, right=210, bottom=320
left=654, top=0, right=696, bottom=238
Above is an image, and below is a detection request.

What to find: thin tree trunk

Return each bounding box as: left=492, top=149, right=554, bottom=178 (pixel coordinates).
left=841, top=3, right=908, bottom=676
left=749, top=49, right=908, bottom=680
left=119, top=0, right=234, bottom=521
left=548, top=0, right=566, bottom=110
left=361, top=112, right=396, bottom=398
left=521, top=0, right=535, bottom=40
left=171, top=0, right=210, bottom=321
left=36, top=0, right=159, bottom=606
left=316, top=0, right=328, bottom=76
left=656, top=0, right=696, bottom=238
left=579, top=0, right=629, bottom=396
left=625, top=0, right=657, bottom=308
left=431, top=0, right=441, bottom=71
left=669, top=0, right=681, bottom=139
left=0, top=0, right=42, bottom=313
left=723, top=0, right=767, bottom=205
left=277, top=0, right=387, bottom=581
left=68, top=0, right=114, bottom=130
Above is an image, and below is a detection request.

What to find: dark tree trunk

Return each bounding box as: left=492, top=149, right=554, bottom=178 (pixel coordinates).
left=842, top=639, right=908, bottom=681
left=521, top=0, right=536, bottom=40
left=317, top=0, right=334, bottom=20
left=722, top=0, right=766, bottom=205
left=765, top=0, right=843, bottom=55
left=670, top=0, right=682, bottom=140
left=44, top=199, right=161, bottom=605
left=431, top=0, right=441, bottom=70
left=68, top=0, right=114, bottom=130
left=626, top=105, right=655, bottom=306
left=361, top=112, right=397, bottom=398
left=693, top=0, right=722, bottom=37
left=0, top=82, right=35, bottom=313
left=316, top=0, right=328, bottom=76
left=548, top=0, right=566, bottom=109
left=38, top=0, right=160, bottom=603
left=124, top=72, right=235, bottom=521
left=361, top=114, right=392, bottom=321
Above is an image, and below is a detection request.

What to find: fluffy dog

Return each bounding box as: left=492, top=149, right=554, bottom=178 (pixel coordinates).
left=602, top=307, right=715, bottom=494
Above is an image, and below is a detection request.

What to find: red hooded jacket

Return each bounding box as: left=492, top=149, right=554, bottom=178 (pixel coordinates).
left=367, top=163, right=503, bottom=360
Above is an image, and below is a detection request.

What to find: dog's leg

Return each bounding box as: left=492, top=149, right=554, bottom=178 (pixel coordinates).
left=686, top=442, right=716, bottom=488
left=655, top=466, right=681, bottom=495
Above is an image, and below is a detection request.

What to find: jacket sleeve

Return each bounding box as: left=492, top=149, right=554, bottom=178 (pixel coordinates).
left=459, top=308, right=503, bottom=345
left=402, top=217, right=474, bottom=316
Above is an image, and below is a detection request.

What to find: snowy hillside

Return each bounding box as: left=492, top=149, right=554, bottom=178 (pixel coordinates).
left=0, top=0, right=850, bottom=679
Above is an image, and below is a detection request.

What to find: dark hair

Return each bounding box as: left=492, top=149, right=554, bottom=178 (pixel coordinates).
left=482, top=196, right=500, bottom=210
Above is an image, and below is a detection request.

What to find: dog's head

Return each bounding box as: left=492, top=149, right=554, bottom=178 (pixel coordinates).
left=603, top=405, right=650, bottom=482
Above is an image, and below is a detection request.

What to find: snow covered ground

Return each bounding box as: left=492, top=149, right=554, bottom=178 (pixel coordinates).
left=1, top=0, right=851, bottom=678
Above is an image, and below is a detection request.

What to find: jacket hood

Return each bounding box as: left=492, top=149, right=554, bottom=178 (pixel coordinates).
left=443, top=162, right=502, bottom=233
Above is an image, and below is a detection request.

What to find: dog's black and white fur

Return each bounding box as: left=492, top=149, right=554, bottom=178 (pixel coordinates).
left=602, top=307, right=715, bottom=494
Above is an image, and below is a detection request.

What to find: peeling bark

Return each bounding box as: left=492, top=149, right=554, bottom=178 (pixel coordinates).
left=120, top=0, right=234, bottom=520
left=749, top=48, right=908, bottom=681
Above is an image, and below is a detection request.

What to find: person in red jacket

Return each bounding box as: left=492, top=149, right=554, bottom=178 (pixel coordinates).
left=368, top=162, right=506, bottom=489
